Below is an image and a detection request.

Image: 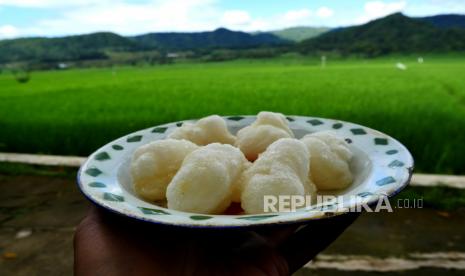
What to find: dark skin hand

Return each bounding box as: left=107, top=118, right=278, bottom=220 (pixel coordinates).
left=74, top=207, right=359, bottom=276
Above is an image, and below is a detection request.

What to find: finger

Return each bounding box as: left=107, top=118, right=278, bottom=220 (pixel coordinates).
left=278, top=212, right=360, bottom=273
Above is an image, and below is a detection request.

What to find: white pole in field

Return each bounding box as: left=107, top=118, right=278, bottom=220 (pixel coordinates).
left=396, top=62, right=407, bottom=70
left=321, top=55, right=326, bottom=68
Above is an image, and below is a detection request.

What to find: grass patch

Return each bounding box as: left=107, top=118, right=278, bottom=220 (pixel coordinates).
left=0, top=162, right=77, bottom=178
left=393, top=186, right=465, bottom=211
left=1, top=56, right=465, bottom=173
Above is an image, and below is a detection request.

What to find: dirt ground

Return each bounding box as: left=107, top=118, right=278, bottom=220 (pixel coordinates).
left=0, top=174, right=464, bottom=275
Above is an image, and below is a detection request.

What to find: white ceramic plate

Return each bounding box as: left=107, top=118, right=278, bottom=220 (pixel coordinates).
left=77, top=115, right=413, bottom=228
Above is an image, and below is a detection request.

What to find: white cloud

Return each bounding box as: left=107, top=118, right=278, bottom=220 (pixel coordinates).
left=316, top=7, right=334, bottom=18
left=428, top=0, right=464, bottom=8
left=31, top=0, right=220, bottom=35
left=3, top=0, right=465, bottom=37
left=221, top=10, right=252, bottom=26
left=0, top=1, right=340, bottom=36
left=21, top=2, right=335, bottom=35
left=282, top=9, right=312, bottom=22
left=0, top=0, right=104, bottom=8
left=356, top=1, right=406, bottom=24
left=405, top=0, right=465, bottom=16
left=364, top=1, right=406, bottom=17
left=275, top=7, right=334, bottom=29
left=0, top=24, right=19, bottom=38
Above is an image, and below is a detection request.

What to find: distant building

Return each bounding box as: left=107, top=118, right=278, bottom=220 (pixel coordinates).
left=166, top=53, right=180, bottom=58
left=57, top=63, right=69, bottom=69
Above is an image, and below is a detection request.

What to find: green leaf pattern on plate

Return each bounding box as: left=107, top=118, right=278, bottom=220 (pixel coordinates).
left=127, top=135, right=143, bottom=143
left=94, top=151, right=110, bottom=161
left=286, top=117, right=295, bottom=122
left=374, top=138, right=389, bottom=145
left=89, top=182, right=106, bottom=188
left=332, top=123, right=343, bottom=129
left=85, top=167, right=102, bottom=177
left=190, top=215, right=213, bottom=220
left=307, top=119, right=324, bottom=126
left=228, top=116, right=245, bottom=121
left=351, top=128, right=367, bottom=135
left=152, top=127, right=168, bottom=133
left=357, top=192, right=373, bottom=197
left=112, top=144, right=124, bottom=150
left=376, top=176, right=396, bottom=186
left=103, top=193, right=124, bottom=202
left=139, top=207, right=170, bottom=215
left=236, top=215, right=278, bottom=221
left=388, top=160, right=405, bottom=168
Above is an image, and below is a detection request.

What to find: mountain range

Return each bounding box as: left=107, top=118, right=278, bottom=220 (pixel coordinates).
left=0, top=13, right=464, bottom=64
left=131, top=27, right=288, bottom=51
left=419, top=14, right=465, bottom=29
left=0, top=32, right=137, bottom=64
left=0, top=28, right=289, bottom=64
left=258, top=27, right=330, bottom=42
left=299, top=13, right=465, bottom=56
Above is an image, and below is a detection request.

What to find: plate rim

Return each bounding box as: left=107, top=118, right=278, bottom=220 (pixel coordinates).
left=76, top=114, right=414, bottom=228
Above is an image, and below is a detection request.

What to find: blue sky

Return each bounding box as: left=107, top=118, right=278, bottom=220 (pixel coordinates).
left=0, top=0, right=464, bottom=39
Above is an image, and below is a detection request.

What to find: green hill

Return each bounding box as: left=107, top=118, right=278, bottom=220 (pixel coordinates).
left=0, top=32, right=136, bottom=64
left=419, top=14, right=465, bottom=29
left=132, top=28, right=289, bottom=50
left=269, top=26, right=330, bottom=42
left=0, top=28, right=289, bottom=64
left=1, top=13, right=464, bottom=65
left=299, top=13, right=465, bottom=56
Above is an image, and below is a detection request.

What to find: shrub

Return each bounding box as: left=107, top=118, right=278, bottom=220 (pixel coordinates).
left=12, top=69, right=30, bottom=84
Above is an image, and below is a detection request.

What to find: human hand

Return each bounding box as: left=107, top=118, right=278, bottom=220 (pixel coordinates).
left=74, top=207, right=358, bottom=276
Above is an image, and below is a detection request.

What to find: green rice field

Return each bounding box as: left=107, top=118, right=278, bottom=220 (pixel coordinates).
left=0, top=56, right=464, bottom=174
